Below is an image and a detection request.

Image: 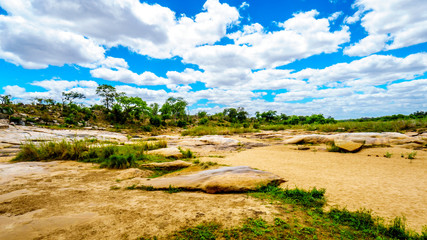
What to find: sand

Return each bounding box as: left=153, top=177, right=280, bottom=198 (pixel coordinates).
left=210, top=144, right=427, bottom=232
left=0, top=160, right=281, bottom=240
left=0, top=130, right=426, bottom=238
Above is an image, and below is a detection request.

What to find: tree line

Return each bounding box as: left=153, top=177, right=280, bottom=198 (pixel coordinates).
left=0, top=84, right=425, bottom=130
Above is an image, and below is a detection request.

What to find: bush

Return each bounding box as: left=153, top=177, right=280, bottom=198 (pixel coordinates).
left=100, top=154, right=136, bottom=169
left=177, top=119, right=188, bottom=128
left=149, top=116, right=162, bottom=127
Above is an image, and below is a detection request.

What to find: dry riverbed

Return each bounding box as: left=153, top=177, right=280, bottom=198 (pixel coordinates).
left=0, top=126, right=426, bottom=238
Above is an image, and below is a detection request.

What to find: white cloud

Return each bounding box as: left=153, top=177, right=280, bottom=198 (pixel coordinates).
left=0, top=0, right=240, bottom=68
left=344, top=0, right=427, bottom=56
left=0, top=15, right=105, bottom=69
left=185, top=10, right=350, bottom=71
left=294, top=53, right=427, bottom=87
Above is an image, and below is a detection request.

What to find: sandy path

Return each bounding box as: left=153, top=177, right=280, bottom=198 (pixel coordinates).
left=211, top=145, right=427, bottom=232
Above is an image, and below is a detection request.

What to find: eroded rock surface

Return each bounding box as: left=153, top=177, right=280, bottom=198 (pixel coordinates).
left=140, top=160, right=192, bottom=170
left=334, top=139, right=364, bottom=152
left=148, top=147, right=183, bottom=158
left=137, top=166, right=286, bottom=193
left=282, top=132, right=426, bottom=149
left=116, top=168, right=153, bottom=180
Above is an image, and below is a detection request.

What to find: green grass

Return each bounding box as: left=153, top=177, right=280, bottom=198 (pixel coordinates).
left=12, top=139, right=178, bottom=173
left=141, top=186, right=426, bottom=239
left=384, top=152, right=393, bottom=158
left=178, top=147, right=195, bottom=159
left=307, top=118, right=427, bottom=133
left=250, top=185, right=326, bottom=209
left=181, top=126, right=257, bottom=136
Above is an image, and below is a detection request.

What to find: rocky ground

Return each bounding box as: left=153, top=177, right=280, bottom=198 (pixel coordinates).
left=0, top=126, right=426, bottom=239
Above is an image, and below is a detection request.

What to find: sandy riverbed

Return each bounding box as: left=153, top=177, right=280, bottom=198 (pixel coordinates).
left=0, top=129, right=426, bottom=238
left=208, top=144, right=427, bottom=232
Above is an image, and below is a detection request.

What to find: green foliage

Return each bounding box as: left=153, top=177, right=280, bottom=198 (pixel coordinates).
left=327, top=143, right=343, bottom=152
left=182, top=126, right=257, bottom=136
left=384, top=152, right=393, bottom=158
left=160, top=97, right=188, bottom=120
left=250, top=186, right=326, bottom=209
left=407, top=151, right=417, bottom=159
left=13, top=140, right=89, bottom=162
left=178, top=147, right=195, bottom=159
left=96, top=84, right=118, bottom=110
left=149, top=116, right=162, bottom=127
left=100, top=154, right=137, bottom=169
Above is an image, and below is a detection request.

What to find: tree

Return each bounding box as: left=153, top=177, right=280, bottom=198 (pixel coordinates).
left=115, top=95, right=150, bottom=121
left=96, top=84, right=118, bottom=110
left=0, top=95, right=12, bottom=105
left=62, top=91, right=85, bottom=105
left=160, top=97, right=188, bottom=120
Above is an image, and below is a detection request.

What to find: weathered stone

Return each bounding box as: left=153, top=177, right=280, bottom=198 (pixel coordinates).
left=0, top=119, right=9, bottom=129
left=198, top=135, right=239, bottom=145
left=137, top=166, right=286, bottom=193
left=148, top=147, right=183, bottom=158
left=117, top=168, right=153, bottom=180
left=334, top=139, right=364, bottom=152
left=140, top=160, right=192, bottom=169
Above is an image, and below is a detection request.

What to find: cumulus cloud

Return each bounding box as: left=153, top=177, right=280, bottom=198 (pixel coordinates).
left=186, top=10, right=350, bottom=71
left=344, top=0, right=427, bottom=56
left=294, top=53, right=427, bottom=87
left=0, top=0, right=240, bottom=68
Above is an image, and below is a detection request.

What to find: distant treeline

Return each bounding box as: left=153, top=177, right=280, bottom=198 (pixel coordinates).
left=0, top=85, right=425, bottom=131
left=343, top=111, right=427, bottom=122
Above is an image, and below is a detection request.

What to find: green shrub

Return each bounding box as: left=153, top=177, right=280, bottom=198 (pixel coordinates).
left=100, top=154, right=136, bottom=169
left=149, top=116, right=162, bottom=127
left=178, top=147, right=195, bottom=158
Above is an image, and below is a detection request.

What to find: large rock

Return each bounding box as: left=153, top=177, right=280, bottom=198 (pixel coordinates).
left=137, top=166, right=286, bottom=193
left=334, top=139, right=364, bottom=152
left=140, top=160, right=192, bottom=170
left=148, top=147, right=183, bottom=158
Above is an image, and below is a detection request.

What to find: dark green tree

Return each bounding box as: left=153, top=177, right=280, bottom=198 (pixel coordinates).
left=96, top=84, right=118, bottom=110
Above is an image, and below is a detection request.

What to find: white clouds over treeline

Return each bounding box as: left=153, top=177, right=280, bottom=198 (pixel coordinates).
left=0, top=0, right=426, bottom=118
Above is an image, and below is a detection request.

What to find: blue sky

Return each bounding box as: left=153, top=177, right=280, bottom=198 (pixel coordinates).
left=0, top=0, right=426, bottom=119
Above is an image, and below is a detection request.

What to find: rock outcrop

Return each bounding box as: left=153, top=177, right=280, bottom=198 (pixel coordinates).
left=140, top=160, right=192, bottom=170
left=136, top=166, right=286, bottom=193
left=148, top=147, right=183, bottom=158
left=116, top=168, right=153, bottom=180
left=334, top=139, right=364, bottom=152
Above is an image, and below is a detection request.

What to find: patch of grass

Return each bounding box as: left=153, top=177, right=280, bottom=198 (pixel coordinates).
left=384, top=152, right=393, bottom=158
left=326, top=142, right=344, bottom=152
left=181, top=126, right=257, bottom=136
left=13, top=140, right=89, bottom=162
left=198, top=161, right=218, bottom=169
left=178, top=147, right=195, bottom=159
left=309, top=118, right=427, bottom=133
left=207, top=155, right=225, bottom=158
left=100, top=154, right=137, bottom=169
left=407, top=151, right=417, bottom=159
left=250, top=185, right=326, bottom=209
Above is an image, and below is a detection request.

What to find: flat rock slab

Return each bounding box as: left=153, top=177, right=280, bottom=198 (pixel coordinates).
left=116, top=168, right=153, bottom=180
left=138, top=166, right=286, bottom=193
left=140, top=160, right=192, bottom=169
left=334, top=139, right=364, bottom=152
left=148, top=147, right=183, bottom=158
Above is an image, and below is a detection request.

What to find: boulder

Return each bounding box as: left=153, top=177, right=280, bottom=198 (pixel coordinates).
left=117, top=168, right=153, bottom=180
left=137, top=166, right=286, bottom=193
left=334, top=139, right=364, bottom=152
left=148, top=147, right=183, bottom=158
left=140, top=160, right=192, bottom=170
